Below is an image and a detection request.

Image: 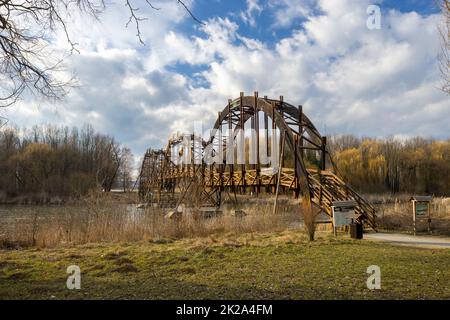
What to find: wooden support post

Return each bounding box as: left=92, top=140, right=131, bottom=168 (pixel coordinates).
left=209, top=162, right=214, bottom=188
left=321, top=136, right=327, bottom=171
left=264, top=107, right=269, bottom=194
left=251, top=92, right=257, bottom=193
left=255, top=92, right=260, bottom=195
left=294, top=135, right=299, bottom=198
left=240, top=92, right=246, bottom=193
left=218, top=112, right=223, bottom=191
left=319, top=185, right=323, bottom=204
left=298, top=105, right=304, bottom=158
left=279, top=96, right=284, bottom=116
left=181, top=144, right=185, bottom=177
left=191, top=134, right=195, bottom=185
left=228, top=99, right=234, bottom=193
left=199, top=135, right=205, bottom=186
left=160, top=155, right=164, bottom=201
left=332, top=206, right=337, bottom=237
left=413, top=200, right=416, bottom=236
left=272, top=102, right=276, bottom=194
left=428, top=202, right=432, bottom=234
left=273, top=131, right=286, bottom=215
left=264, top=113, right=269, bottom=164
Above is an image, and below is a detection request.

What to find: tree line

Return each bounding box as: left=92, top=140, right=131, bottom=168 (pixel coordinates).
left=242, top=133, right=449, bottom=196
left=0, top=124, right=134, bottom=200
left=1, top=125, right=448, bottom=200
left=328, top=135, right=450, bottom=196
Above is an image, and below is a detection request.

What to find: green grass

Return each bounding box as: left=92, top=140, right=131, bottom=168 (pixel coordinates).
left=0, top=230, right=449, bottom=299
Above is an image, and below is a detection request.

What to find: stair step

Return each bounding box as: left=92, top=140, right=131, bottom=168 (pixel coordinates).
left=309, top=171, right=377, bottom=230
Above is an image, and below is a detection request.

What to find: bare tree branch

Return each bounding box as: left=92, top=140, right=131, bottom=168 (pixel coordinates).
left=0, top=0, right=204, bottom=107
left=125, top=0, right=148, bottom=45
left=124, top=0, right=204, bottom=44
left=177, top=0, right=204, bottom=25
left=0, top=0, right=104, bottom=107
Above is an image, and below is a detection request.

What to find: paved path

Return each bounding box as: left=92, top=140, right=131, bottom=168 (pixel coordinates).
left=364, top=232, right=450, bottom=249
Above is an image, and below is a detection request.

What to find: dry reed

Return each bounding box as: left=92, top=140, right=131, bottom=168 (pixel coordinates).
left=0, top=197, right=302, bottom=248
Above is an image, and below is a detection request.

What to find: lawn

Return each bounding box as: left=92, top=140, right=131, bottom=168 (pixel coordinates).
left=0, top=230, right=449, bottom=299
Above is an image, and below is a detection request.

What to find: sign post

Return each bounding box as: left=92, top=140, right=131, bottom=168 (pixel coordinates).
left=410, top=196, right=432, bottom=236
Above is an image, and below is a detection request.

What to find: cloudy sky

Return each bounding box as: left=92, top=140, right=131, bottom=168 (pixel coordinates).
left=2, top=0, right=449, bottom=160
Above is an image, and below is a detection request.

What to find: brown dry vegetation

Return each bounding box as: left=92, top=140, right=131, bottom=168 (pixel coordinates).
left=1, top=192, right=449, bottom=249
left=373, top=195, right=450, bottom=235
left=0, top=194, right=302, bottom=249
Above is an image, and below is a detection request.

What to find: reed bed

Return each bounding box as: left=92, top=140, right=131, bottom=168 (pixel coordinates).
left=0, top=197, right=302, bottom=248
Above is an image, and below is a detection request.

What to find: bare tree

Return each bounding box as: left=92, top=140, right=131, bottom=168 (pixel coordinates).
left=118, top=147, right=134, bottom=192
left=0, top=0, right=202, bottom=107
left=438, top=0, right=450, bottom=94
left=0, top=1, right=101, bottom=107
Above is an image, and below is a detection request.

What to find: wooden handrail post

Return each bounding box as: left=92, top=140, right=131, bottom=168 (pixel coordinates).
left=321, top=136, right=327, bottom=171
left=273, top=131, right=286, bottom=215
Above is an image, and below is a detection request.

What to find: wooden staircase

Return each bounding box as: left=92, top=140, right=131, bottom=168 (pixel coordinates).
left=307, top=170, right=377, bottom=230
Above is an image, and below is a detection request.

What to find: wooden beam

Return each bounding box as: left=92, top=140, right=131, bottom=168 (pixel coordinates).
left=273, top=130, right=286, bottom=215
left=240, top=92, right=246, bottom=193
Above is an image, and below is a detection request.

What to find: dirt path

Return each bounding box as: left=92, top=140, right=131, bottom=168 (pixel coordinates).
left=364, top=232, right=450, bottom=249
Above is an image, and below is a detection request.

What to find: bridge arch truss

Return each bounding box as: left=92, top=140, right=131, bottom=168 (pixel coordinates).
left=139, top=92, right=377, bottom=229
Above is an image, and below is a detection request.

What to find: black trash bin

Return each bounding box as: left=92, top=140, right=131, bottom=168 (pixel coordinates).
left=350, top=220, right=363, bottom=239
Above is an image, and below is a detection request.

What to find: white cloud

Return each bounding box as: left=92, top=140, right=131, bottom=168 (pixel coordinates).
left=180, top=1, right=448, bottom=140
left=4, top=0, right=449, bottom=163
left=240, top=0, right=263, bottom=27
left=269, top=0, right=315, bottom=28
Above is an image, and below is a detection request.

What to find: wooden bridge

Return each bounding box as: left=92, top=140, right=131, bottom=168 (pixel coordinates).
left=138, top=93, right=377, bottom=230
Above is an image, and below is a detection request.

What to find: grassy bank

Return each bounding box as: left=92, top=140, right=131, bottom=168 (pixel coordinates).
left=0, top=230, right=449, bottom=300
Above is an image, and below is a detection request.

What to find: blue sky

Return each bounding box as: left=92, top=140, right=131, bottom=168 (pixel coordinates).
left=2, top=0, right=448, bottom=162
left=170, top=0, right=443, bottom=79
left=183, top=0, right=441, bottom=40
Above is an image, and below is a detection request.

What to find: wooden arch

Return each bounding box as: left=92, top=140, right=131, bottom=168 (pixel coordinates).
left=205, top=92, right=330, bottom=203
left=138, top=92, right=377, bottom=230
